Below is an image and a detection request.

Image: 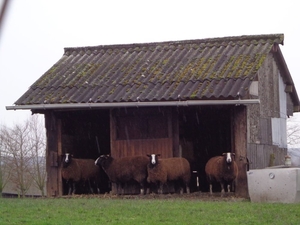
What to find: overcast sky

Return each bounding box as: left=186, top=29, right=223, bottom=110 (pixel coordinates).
left=0, top=0, right=300, bottom=127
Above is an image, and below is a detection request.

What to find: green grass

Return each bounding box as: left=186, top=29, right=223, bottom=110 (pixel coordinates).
left=0, top=196, right=300, bottom=225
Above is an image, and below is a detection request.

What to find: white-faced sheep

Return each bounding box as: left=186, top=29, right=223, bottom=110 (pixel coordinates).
left=205, top=152, right=238, bottom=195
left=61, top=153, right=101, bottom=195
left=146, top=154, right=191, bottom=194
left=94, top=155, right=149, bottom=195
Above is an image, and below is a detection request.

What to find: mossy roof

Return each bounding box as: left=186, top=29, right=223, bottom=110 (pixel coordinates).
left=14, top=33, right=299, bottom=106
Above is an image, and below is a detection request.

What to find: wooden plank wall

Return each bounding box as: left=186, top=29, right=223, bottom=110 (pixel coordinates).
left=248, top=114, right=287, bottom=169
left=248, top=144, right=287, bottom=169
left=110, top=107, right=177, bottom=159
left=111, top=138, right=173, bottom=158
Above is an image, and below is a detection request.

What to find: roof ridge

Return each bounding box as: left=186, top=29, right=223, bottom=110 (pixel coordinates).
left=64, top=33, right=284, bottom=55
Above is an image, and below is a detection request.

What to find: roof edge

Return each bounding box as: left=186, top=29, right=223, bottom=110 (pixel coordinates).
left=274, top=46, right=300, bottom=107
left=6, top=99, right=260, bottom=111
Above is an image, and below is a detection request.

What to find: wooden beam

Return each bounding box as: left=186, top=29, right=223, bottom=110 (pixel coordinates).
left=57, top=119, right=62, bottom=196
left=233, top=106, right=249, bottom=198
left=285, top=85, right=293, bottom=93
left=45, top=112, right=59, bottom=197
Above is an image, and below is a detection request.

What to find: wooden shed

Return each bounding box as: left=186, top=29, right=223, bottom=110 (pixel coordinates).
left=7, top=34, right=300, bottom=197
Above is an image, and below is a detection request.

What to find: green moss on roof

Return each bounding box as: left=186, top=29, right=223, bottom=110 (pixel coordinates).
left=16, top=33, right=291, bottom=106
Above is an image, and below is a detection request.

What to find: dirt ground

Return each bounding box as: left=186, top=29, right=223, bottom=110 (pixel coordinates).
left=63, top=191, right=249, bottom=202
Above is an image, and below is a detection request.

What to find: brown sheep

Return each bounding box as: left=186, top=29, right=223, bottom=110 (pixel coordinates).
left=61, top=153, right=101, bottom=195
left=205, top=152, right=238, bottom=194
left=95, top=155, right=149, bottom=195
left=146, top=154, right=191, bottom=194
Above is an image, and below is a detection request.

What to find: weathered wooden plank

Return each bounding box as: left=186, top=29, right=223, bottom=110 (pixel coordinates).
left=233, top=105, right=249, bottom=198
left=172, top=109, right=179, bottom=157
left=248, top=143, right=287, bottom=169
left=45, top=112, right=59, bottom=197
left=57, top=119, right=63, bottom=196
left=247, top=143, right=257, bottom=169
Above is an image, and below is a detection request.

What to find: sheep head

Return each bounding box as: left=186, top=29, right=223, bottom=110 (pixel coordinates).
left=147, top=153, right=161, bottom=167
left=222, top=152, right=235, bottom=166
left=95, top=154, right=112, bottom=169
left=62, top=153, right=73, bottom=168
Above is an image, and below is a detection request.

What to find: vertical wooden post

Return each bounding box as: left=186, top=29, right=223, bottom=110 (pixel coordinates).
left=57, top=119, right=62, bottom=196
left=172, top=109, right=179, bottom=157
left=110, top=109, right=116, bottom=158
left=45, top=112, right=59, bottom=197
left=109, top=109, right=117, bottom=194
left=233, top=105, right=249, bottom=198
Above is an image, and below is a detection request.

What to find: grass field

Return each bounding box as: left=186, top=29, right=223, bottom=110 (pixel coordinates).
left=0, top=194, right=300, bottom=225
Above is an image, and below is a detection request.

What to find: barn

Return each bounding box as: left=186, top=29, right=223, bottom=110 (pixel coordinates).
left=7, top=34, right=300, bottom=197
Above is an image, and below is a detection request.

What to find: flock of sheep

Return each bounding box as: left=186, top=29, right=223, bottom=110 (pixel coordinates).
left=61, top=152, right=238, bottom=195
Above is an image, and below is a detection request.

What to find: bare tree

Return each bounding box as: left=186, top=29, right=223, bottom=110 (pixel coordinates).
left=0, top=115, right=46, bottom=197
left=1, top=120, right=33, bottom=197
left=287, top=116, right=300, bottom=147
left=27, top=115, right=46, bottom=197
left=0, top=127, right=13, bottom=197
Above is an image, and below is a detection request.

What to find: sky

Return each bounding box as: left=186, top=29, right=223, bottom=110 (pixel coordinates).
left=0, top=0, right=300, bottom=128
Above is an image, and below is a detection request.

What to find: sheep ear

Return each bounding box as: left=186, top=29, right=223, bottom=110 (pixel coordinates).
left=146, top=154, right=151, bottom=157
left=222, top=153, right=226, bottom=155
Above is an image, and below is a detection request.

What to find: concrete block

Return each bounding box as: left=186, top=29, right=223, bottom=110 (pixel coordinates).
left=247, top=167, right=300, bottom=203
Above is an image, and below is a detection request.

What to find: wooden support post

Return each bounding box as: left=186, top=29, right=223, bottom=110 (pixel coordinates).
left=233, top=106, right=249, bottom=198
left=45, top=112, right=57, bottom=197
left=57, top=119, right=62, bottom=196
left=45, top=112, right=61, bottom=197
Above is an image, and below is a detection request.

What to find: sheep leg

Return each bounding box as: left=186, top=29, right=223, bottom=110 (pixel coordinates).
left=179, top=187, right=184, bottom=194
left=91, top=179, right=100, bottom=194
left=120, top=183, right=125, bottom=195
left=116, top=183, right=122, bottom=195
left=139, top=183, right=146, bottom=195
left=143, top=182, right=150, bottom=194
left=146, top=187, right=150, bottom=194
left=220, top=182, right=225, bottom=194
left=72, top=182, right=76, bottom=195
left=87, top=179, right=94, bottom=194
left=158, top=183, right=164, bottom=194
left=67, top=181, right=73, bottom=195
left=186, top=185, right=190, bottom=194
left=227, top=184, right=231, bottom=193
left=231, top=180, right=236, bottom=192
left=141, top=181, right=150, bottom=195
left=95, top=180, right=100, bottom=194
left=209, top=184, right=213, bottom=194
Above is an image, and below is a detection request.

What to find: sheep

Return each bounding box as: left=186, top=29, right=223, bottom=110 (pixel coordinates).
left=61, top=153, right=101, bottom=195
left=146, top=154, right=191, bottom=194
left=205, top=152, right=238, bottom=195
left=94, top=155, right=149, bottom=195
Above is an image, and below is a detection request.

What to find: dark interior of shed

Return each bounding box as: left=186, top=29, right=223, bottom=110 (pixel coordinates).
left=178, top=106, right=232, bottom=192
left=58, top=105, right=233, bottom=195
left=60, top=110, right=111, bottom=195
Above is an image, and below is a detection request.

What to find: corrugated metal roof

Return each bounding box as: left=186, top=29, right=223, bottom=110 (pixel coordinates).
left=15, top=33, right=294, bottom=106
